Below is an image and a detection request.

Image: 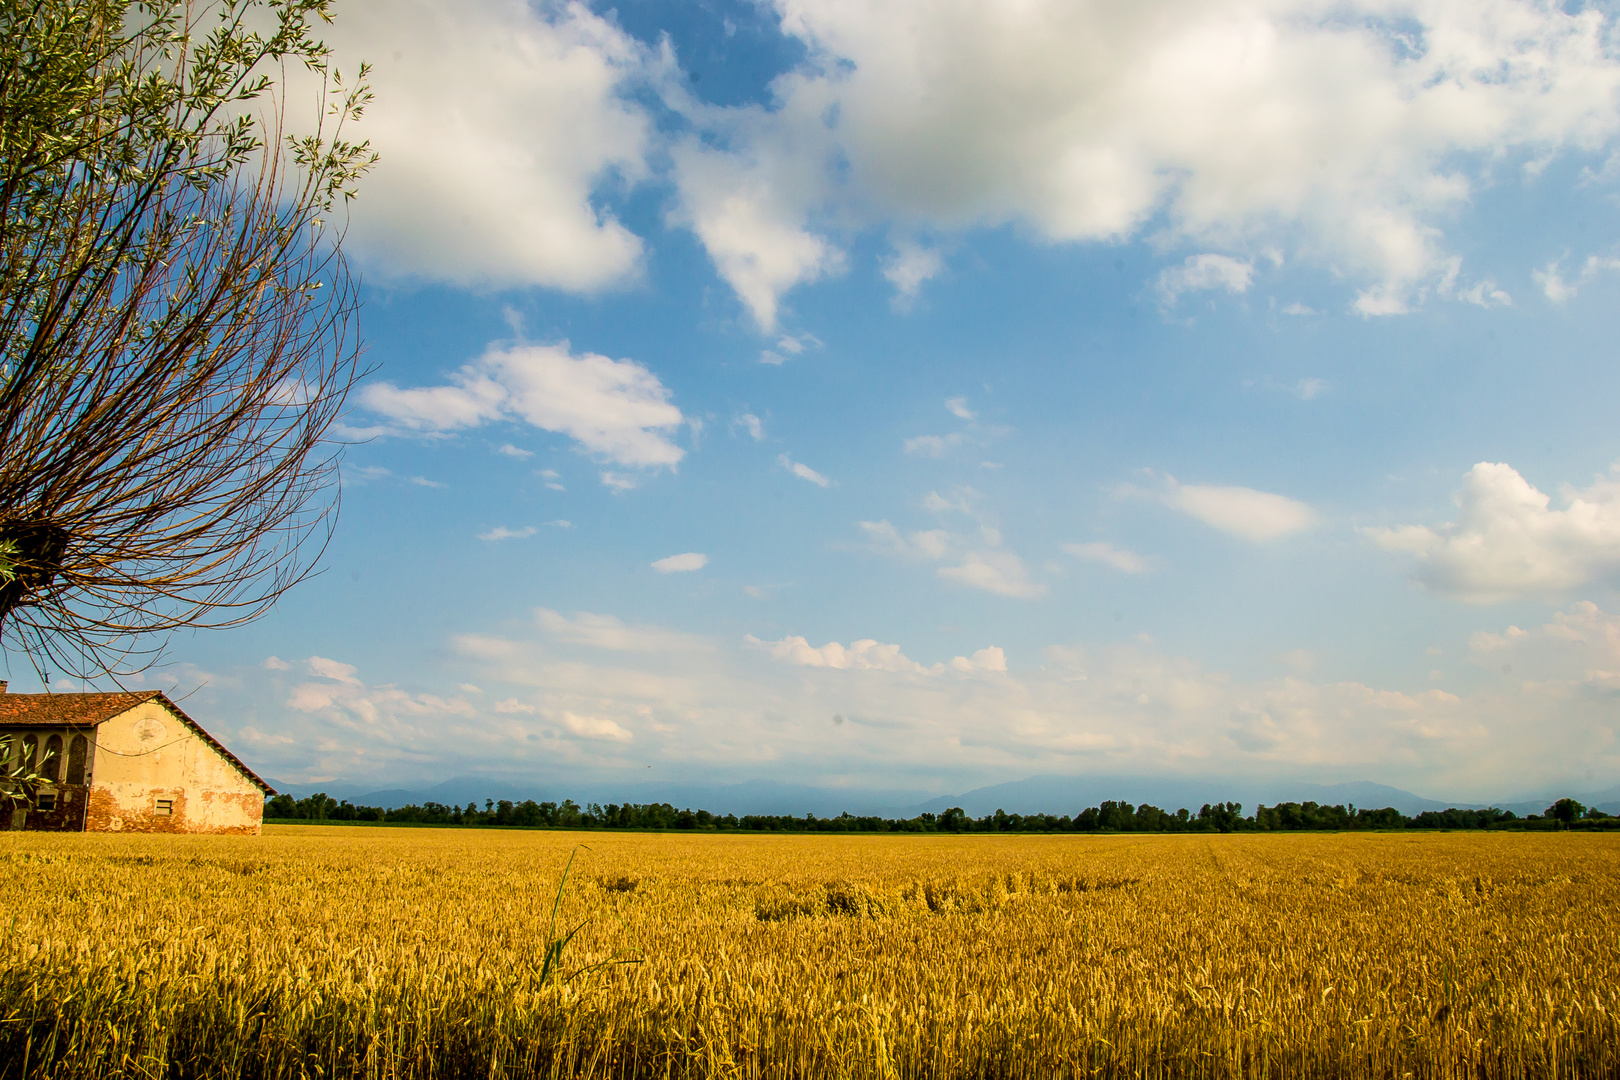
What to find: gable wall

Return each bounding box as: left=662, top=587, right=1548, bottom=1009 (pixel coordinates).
left=85, top=701, right=263, bottom=834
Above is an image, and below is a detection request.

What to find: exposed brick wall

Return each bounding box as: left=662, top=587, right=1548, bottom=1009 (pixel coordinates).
left=83, top=784, right=263, bottom=835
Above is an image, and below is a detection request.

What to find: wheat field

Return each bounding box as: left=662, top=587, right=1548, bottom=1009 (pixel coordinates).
left=0, top=827, right=1614, bottom=1078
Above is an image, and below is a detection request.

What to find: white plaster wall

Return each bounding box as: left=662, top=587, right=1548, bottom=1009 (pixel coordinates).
left=87, top=701, right=263, bottom=833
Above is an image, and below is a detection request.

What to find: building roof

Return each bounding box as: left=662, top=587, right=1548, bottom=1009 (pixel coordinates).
left=0, top=691, right=274, bottom=794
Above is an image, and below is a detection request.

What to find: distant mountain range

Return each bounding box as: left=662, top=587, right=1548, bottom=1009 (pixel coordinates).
left=263, top=773, right=1620, bottom=819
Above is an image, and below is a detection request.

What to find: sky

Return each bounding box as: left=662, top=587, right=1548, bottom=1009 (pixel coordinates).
left=31, top=0, right=1620, bottom=803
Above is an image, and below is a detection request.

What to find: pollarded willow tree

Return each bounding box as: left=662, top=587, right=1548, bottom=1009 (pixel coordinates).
left=0, top=0, right=375, bottom=678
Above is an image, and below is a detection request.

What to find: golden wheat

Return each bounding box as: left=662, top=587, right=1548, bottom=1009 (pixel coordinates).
left=0, top=828, right=1613, bottom=1078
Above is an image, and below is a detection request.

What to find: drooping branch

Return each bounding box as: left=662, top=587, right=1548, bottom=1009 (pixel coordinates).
left=0, top=0, right=375, bottom=678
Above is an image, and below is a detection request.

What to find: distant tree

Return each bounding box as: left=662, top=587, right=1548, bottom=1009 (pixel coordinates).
left=0, top=0, right=374, bottom=678
left=1548, top=798, right=1586, bottom=825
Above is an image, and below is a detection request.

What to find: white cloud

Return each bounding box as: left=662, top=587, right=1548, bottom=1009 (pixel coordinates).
left=652, top=552, right=709, bottom=574
left=734, top=413, right=766, bottom=440
left=262, top=656, right=292, bottom=671
left=1366, top=462, right=1620, bottom=603
left=307, top=656, right=360, bottom=685
left=1064, top=541, right=1149, bottom=574
left=1535, top=254, right=1620, bottom=303
left=1127, top=472, right=1315, bottom=541
left=862, top=507, right=1043, bottom=598
left=944, top=396, right=975, bottom=421
left=1535, top=261, right=1575, bottom=303
left=538, top=468, right=565, bottom=491
left=478, top=525, right=538, bottom=542
left=938, top=550, right=1045, bottom=599
left=537, top=609, right=707, bottom=653
left=664, top=0, right=1620, bottom=324
left=758, top=332, right=822, bottom=365
left=749, top=634, right=1006, bottom=675
left=669, top=138, right=844, bottom=331
left=228, top=601, right=1620, bottom=798
left=922, top=488, right=974, bottom=515
left=1295, top=378, right=1328, bottom=401
left=775, top=332, right=821, bottom=356
left=309, top=0, right=652, bottom=292
left=883, top=241, right=947, bottom=304
left=561, top=711, right=634, bottom=743
left=1281, top=302, right=1316, bottom=316
left=903, top=433, right=964, bottom=458
left=859, top=520, right=951, bottom=560
left=779, top=454, right=833, bottom=487
left=361, top=342, right=684, bottom=471
left=496, top=443, right=533, bottom=459
left=1156, top=254, right=1254, bottom=305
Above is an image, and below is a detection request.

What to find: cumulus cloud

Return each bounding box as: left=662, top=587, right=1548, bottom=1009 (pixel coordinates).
left=669, top=138, right=843, bottom=330
left=734, top=413, right=766, bottom=440
left=652, top=552, right=709, bottom=573
left=1156, top=253, right=1254, bottom=305
left=360, top=342, right=684, bottom=472
left=1366, top=462, right=1620, bottom=603
left=308, top=0, right=652, bottom=291
left=1064, top=541, right=1149, bottom=573
left=664, top=0, right=1620, bottom=324
left=229, top=602, right=1620, bottom=797
left=284, top=657, right=476, bottom=733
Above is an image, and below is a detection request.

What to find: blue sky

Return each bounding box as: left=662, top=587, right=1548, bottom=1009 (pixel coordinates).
left=38, top=0, right=1620, bottom=801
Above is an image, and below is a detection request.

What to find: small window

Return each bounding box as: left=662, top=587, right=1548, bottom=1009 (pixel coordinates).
left=154, top=799, right=173, bottom=817
left=35, top=793, right=55, bottom=813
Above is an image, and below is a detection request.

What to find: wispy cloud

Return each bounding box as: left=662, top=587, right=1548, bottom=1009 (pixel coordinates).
left=1064, top=541, right=1149, bottom=574
left=652, top=552, right=708, bottom=573
left=1121, top=471, right=1315, bottom=541
left=779, top=454, right=833, bottom=487
left=478, top=525, right=538, bottom=542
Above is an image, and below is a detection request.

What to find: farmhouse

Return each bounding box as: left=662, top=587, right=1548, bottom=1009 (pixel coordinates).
left=0, top=684, right=271, bottom=834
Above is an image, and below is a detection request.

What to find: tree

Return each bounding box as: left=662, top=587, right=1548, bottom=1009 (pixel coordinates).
left=0, top=0, right=374, bottom=678
left=1547, top=798, right=1585, bottom=825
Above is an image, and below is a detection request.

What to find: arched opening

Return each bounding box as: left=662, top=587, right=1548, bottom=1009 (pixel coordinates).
left=40, top=735, right=62, bottom=783
left=66, top=735, right=87, bottom=786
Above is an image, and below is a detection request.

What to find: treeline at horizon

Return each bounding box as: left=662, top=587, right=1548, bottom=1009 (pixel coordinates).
left=265, top=793, right=1620, bottom=833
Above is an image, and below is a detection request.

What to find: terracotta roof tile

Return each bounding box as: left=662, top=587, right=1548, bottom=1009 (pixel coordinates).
left=0, top=691, right=163, bottom=728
